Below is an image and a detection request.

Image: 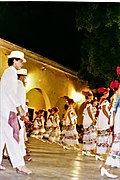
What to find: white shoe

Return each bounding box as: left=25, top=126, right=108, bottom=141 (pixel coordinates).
left=40, top=139, right=45, bottom=142
left=95, top=155, right=104, bottom=161
left=86, top=151, right=95, bottom=157
left=57, top=142, right=62, bottom=146
left=82, top=151, right=87, bottom=156
left=47, top=141, right=52, bottom=144
left=63, top=146, right=70, bottom=150
left=16, top=166, right=32, bottom=175
left=82, top=151, right=95, bottom=157
left=100, top=167, right=118, bottom=178
left=0, top=164, right=6, bottom=170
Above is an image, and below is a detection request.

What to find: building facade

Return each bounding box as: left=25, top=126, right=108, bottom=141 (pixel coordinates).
left=0, top=38, right=89, bottom=124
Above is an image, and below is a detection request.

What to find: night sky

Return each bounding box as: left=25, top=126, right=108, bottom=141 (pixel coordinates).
left=0, top=1, right=82, bottom=72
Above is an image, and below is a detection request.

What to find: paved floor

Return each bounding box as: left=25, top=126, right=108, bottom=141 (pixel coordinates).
left=0, top=138, right=120, bottom=180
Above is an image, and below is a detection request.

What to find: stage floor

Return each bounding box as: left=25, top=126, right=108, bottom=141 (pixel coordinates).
left=0, top=137, right=119, bottom=180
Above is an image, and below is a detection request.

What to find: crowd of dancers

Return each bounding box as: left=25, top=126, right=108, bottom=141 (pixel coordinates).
left=0, top=49, right=120, bottom=178
left=28, top=78, right=120, bottom=178
left=81, top=80, right=120, bottom=179
left=30, top=98, right=80, bottom=150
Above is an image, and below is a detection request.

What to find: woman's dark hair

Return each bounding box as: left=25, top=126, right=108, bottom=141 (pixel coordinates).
left=64, top=104, right=69, bottom=110
left=82, top=91, right=93, bottom=100
left=39, top=109, right=44, bottom=114
left=17, top=74, right=21, bottom=79
left=48, top=108, right=52, bottom=113
left=35, top=111, right=39, bottom=115
left=96, top=92, right=102, bottom=102
left=8, top=58, right=20, bottom=66
left=52, top=107, right=59, bottom=113
left=68, top=98, right=74, bottom=105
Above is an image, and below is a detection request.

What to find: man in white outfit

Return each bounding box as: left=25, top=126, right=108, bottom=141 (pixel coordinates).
left=17, top=68, right=32, bottom=161
left=0, top=51, right=32, bottom=174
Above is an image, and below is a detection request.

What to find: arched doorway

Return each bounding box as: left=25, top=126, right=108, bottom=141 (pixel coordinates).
left=26, top=88, right=50, bottom=120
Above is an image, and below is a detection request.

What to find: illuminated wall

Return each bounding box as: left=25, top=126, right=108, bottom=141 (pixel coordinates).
left=0, top=38, right=89, bottom=124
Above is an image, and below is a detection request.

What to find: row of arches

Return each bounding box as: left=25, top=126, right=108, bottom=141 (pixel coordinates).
left=27, top=88, right=84, bottom=125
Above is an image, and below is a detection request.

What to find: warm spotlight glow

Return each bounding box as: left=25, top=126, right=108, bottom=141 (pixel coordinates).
left=74, top=93, right=85, bottom=102
left=71, top=91, right=85, bottom=103
left=25, top=74, right=33, bottom=92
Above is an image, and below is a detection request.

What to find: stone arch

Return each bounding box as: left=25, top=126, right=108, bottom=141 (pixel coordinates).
left=26, top=87, right=51, bottom=118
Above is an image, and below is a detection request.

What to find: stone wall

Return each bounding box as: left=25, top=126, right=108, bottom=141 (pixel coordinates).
left=0, top=38, right=89, bottom=124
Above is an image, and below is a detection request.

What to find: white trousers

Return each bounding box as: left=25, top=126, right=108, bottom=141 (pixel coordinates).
left=19, top=118, right=26, bottom=157
left=0, top=110, right=25, bottom=168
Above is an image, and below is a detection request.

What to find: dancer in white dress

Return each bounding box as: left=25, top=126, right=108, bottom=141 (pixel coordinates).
left=49, top=107, right=61, bottom=143
left=46, top=108, right=54, bottom=142
left=63, top=98, right=80, bottom=150
left=96, top=87, right=112, bottom=161
left=60, top=104, right=70, bottom=149
left=82, top=91, right=97, bottom=156
left=30, top=111, right=40, bottom=139
left=38, top=109, right=46, bottom=141
left=100, top=80, right=120, bottom=178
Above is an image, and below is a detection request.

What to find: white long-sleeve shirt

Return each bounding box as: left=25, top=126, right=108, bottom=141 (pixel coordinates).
left=17, top=80, right=26, bottom=111
left=0, top=66, right=20, bottom=114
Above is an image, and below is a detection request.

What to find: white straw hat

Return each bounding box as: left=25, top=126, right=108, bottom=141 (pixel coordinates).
left=8, top=50, right=26, bottom=63
left=17, top=68, right=27, bottom=75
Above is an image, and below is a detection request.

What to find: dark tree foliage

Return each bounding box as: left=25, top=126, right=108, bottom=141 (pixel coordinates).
left=75, top=2, right=120, bottom=89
